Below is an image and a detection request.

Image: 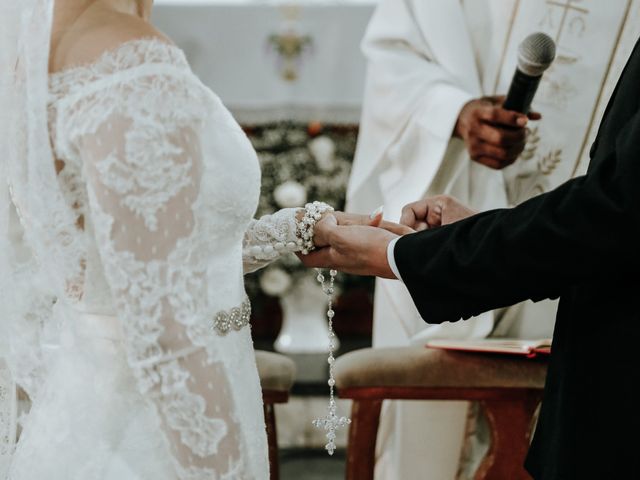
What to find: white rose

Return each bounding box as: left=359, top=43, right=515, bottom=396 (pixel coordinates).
left=274, top=181, right=307, bottom=208
left=260, top=268, right=293, bottom=297
left=309, top=136, right=335, bottom=171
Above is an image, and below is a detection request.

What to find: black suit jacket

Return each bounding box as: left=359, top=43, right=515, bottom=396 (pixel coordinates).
left=394, top=40, right=640, bottom=479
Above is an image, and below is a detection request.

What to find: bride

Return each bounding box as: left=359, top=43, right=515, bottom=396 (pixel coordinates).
left=0, top=0, right=407, bottom=478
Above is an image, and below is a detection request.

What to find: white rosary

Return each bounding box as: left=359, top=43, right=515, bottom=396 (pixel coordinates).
left=297, top=201, right=351, bottom=455
left=312, top=268, right=351, bottom=455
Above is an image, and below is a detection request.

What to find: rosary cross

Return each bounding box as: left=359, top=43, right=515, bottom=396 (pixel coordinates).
left=312, top=268, right=351, bottom=455
left=313, top=400, right=351, bottom=455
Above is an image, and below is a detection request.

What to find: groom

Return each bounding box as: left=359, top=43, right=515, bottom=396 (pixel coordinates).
left=304, top=39, right=640, bottom=479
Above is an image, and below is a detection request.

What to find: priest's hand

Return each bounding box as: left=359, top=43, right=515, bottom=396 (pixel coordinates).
left=299, top=218, right=398, bottom=278
left=400, top=195, right=477, bottom=230
left=454, top=95, right=541, bottom=169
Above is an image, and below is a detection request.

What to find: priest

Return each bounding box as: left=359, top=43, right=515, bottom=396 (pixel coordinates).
left=346, top=0, right=640, bottom=477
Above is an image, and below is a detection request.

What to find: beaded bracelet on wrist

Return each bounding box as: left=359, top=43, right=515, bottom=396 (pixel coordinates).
left=296, top=201, right=334, bottom=255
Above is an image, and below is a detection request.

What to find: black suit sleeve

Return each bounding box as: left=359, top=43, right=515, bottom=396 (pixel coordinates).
left=394, top=111, right=640, bottom=324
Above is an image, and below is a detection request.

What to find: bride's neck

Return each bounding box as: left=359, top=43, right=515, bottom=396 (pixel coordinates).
left=54, top=0, right=152, bottom=18
left=50, top=0, right=153, bottom=70
left=51, top=1, right=153, bottom=41
left=99, top=0, right=153, bottom=19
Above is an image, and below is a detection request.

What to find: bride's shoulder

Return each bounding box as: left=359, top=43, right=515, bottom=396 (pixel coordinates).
left=50, top=11, right=174, bottom=75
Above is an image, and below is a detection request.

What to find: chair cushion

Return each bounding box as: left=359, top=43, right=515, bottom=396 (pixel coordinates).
left=334, top=346, right=547, bottom=390
left=255, top=350, right=297, bottom=392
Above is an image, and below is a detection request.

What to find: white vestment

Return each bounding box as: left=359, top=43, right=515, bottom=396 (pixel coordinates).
left=347, top=0, right=640, bottom=478
left=0, top=361, right=16, bottom=479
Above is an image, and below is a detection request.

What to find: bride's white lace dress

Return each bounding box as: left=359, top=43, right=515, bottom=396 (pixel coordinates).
left=5, top=38, right=302, bottom=479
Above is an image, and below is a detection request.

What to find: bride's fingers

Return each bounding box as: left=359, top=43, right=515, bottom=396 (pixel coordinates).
left=379, top=221, right=415, bottom=236
left=333, top=211, right=373, bottom=227
left=414, top=221, right=429, bottom=232
left=332, top=210, right=413, bottom=235
left=368, top=213, right=383, bottom=228
left=368, top=206, right=384, bottom=227
left=368, top=205, right=414, bottom=235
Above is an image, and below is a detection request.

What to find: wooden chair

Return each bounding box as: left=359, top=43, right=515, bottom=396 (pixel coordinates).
left=256, top=350, right=297, bottom=480
left=334, top=347, right=548, bottom=480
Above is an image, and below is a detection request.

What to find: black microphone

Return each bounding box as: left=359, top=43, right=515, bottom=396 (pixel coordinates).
left=503, top=32, right=556, bottom=114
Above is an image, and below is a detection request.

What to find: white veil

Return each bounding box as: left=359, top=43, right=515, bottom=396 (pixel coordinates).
left=0, top=1, right=28, bottom=470
left=0, top=0, right=80, bottom=470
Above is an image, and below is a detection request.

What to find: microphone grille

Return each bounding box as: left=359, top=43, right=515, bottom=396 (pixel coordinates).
left=518, top=32, right=556, bottom=76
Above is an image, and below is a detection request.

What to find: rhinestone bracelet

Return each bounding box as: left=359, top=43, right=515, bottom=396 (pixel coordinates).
left=297, top=201, right=334, bottom=255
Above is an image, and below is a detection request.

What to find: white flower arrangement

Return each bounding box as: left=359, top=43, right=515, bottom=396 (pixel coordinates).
left=259, top=267, right=293, bottom=296
left=309, top=135, right=336, bottom=172
left=274, top=180, right=307, bottom=208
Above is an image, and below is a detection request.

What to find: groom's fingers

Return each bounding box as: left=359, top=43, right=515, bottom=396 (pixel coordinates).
left=426, top=201, right=444, bottom=227
left=313, top=214, right=338, bottom=248
left=400, top=201, right=428, bottom=228
left=399, top=205, right=417, bottom=227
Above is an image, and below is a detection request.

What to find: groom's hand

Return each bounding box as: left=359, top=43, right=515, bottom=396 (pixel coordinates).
left=299, top=222, right=398, bottom=278
left=400, top=195, right=477, bottom=230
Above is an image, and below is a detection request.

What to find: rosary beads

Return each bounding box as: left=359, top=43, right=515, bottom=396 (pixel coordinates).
left=312, top=268, right=351, bottom=455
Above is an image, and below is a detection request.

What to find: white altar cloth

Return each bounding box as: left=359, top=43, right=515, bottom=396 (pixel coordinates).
left=153, top=0, right=376, bottom=123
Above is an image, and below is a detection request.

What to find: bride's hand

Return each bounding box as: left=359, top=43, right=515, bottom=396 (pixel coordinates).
left=313, top=209, right=414, bottom=249
left=333, top=210, right=414, bottom=234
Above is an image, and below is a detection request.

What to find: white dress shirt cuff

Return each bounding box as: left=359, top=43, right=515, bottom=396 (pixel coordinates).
left=386, top=237, right=403, bottom=281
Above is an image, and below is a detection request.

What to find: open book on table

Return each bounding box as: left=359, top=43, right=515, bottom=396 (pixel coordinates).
left=426, top=338, right=552, bottom=358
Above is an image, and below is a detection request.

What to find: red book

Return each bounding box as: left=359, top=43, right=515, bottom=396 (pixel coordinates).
left=426, top=338, right=552, bottom=358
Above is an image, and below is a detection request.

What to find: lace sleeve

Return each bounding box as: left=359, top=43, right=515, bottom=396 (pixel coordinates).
left=71, top=71, right=248, bottom=479
left=242, top=208, right=303, bottom=274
